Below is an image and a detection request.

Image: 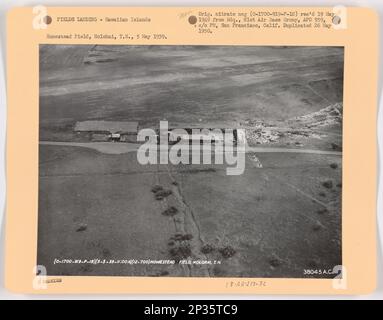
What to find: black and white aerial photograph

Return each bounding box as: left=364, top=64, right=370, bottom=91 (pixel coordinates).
left=38, top=45, right=343, bottom=278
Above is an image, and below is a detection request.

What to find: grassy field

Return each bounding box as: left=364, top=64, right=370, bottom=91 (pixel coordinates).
left=40, top=45, right=343, bottom=139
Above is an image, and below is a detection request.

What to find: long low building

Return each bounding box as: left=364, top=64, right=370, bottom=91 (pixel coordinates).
left=74, top=120, right=138, bottom=134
